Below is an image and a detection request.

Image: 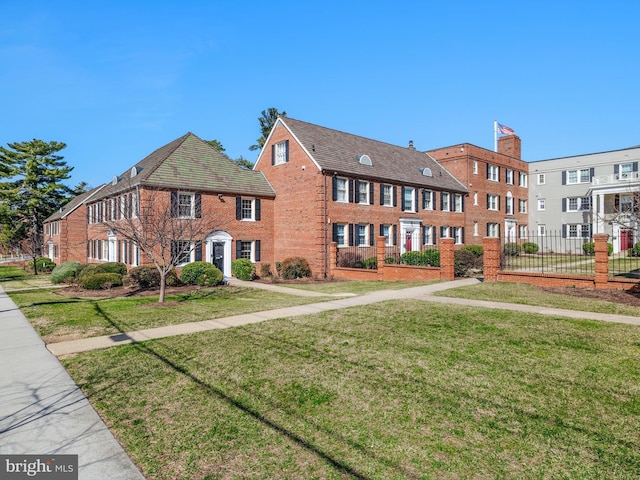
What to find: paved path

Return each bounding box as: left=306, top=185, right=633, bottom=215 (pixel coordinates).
left=0, top=287, right=145, bottom=479
left=3, top=277, right=640, bottom=480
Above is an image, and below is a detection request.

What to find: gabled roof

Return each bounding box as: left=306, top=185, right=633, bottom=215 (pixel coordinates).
left=45, top=184, right=106, bottom=222
left=274, top=117, right=467, bottom=193
left=92, top=133, right=275, bottom=201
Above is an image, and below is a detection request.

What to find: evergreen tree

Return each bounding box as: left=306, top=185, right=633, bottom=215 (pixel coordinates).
left=249, top=107, right=286, bottom=151
left=0, top=139, right=74, bottom=273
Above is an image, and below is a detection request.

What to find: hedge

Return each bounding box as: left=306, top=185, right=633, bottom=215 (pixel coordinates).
left=181, top=261, right=223, bottom=286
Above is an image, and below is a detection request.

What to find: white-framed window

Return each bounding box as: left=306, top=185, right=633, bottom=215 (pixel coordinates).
left=537, top=198, right=546, bottom=211
left=519, top=173, right=528, bottom=188
left=564, top=224, right=591, bottom=239
left=518, top=199, right=527, bottom=213
left=620, top=194, right=634, bottom=213
left=382, top=184, right=393, bottom=207
left=487, top=164, right=499, bottom=182
left=487, top=194, right=499, bottom=211
left=453, top=193, right=463, bottom=212
left=538, top=224, right=546, bottom=236
left=566, top=168, right=591, bottom=184
left=473, top=191, right=478, bottom=206
left=274, top=141, right=288, bottom=165
left=452, top=227, right=463, bottom=244
left=537, top=173, right=545, bottom=185
left=357, top=224, right=368, bottom=246
left=334, top=223, right=347, bottom=247
left=402, top=187, right=416, bottom=212
left=487, top=223, right=499, bottom=237
left=566, top=197, right=593, bottom=212
left=177, top=192, right=195, bottom=218
left=335, top=177, right=348, bottom=203
left=381, top=224, right=393, bottom=246
left=506, top=169, right=514, bottom=185
left=422, top=189, right=435, bottom=210
left=580, top=197, right=591, bottom=211
left=241, top=197, right=255, bottom=220
left=440, top=226, right=450, bottom=238
left=441, top=192, right=450, bottom=212
left=505, top=194, right=514, bottom=215
left=518, top=225, right=528, bottom=239
left=568, top=224, right=579, bottom=238
left=473, top=160, right=478, bottom=175
left=619, top=163, right=634, bottom=179
left=568, top=198, right=579, bottom=212
left=172, top=240, right=195, bottom=265
left=423, top=225, right=435, bottom=245
left=238, top=240, right=257, bottom=261
left=357, top=180, right=369, bottom=204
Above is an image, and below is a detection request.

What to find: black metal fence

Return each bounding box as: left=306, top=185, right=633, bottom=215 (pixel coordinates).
left=336, top=242, right=441, bottom=270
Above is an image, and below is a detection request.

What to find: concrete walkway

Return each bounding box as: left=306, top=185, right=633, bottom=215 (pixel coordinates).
left=0, top=287, right=145, bottom=479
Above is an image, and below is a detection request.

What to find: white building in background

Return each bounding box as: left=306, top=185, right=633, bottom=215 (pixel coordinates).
left=529, top=146, right=640, bottom=254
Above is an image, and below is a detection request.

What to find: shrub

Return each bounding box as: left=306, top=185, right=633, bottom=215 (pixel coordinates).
left=337, top=252, right=363, bottom=268
left=51, top=262, right=81, bottom=284
left=400, top=250, right=440, bottom=267
left=460, top=245, right=483, bottom=258
left=260, top=263, right=272, bottom=277
left=503, top=242, right=521, bottom=256
left=582, top=242, right=595, bottom=256
left=608, top=242, right=614, bottom=256
left=363, top=257, right=377, bottom=269
left=400, top=251, right=423, bottom=266
left=181, top=261, right=223, bottom=286
left=280, top=257, right=312, bottom=279
left=522, top=242, right=539, bottom=254
left=77, top=262, right=127, bottom=284
left=29, top=257, right=55, bottom=273
left=79, top=272, right=123, bottom=290
left=232, top=258, right=255, bottom=281
left=384, top=257, right=399, bottom=264
left=630, top=242, right=640, bottom=257
left=454, top=250, right=478, bottom=277
left=127, top=266, right=160, bottom=288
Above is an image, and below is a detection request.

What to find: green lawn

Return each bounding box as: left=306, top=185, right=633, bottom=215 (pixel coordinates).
left=434, top=281, right=640, bottom=317
left=61, top=301, right=640, bottom=479
left=271, top=279, right=438, bottom=295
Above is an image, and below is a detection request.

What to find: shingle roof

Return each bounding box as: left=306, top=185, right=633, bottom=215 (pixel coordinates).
left=45, top=184, right=106, bottom=222
left=92, top=133, right=275, bottom=201
left=278, top=117, right=467, bottom=193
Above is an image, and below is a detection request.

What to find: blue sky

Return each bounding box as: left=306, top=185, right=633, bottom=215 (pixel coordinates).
left=2, top=1, right=638, bottom=188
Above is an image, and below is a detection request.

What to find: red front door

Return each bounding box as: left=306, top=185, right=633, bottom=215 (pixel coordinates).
left=621, top=230, right=634, bottom=250
left=405, top=232, right=412, bottom=252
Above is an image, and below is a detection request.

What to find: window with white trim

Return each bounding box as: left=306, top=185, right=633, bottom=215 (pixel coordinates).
left=537, top=173, right=545, bottom=185
left=422, top=189, right=435, bottom=210
left=452, top=227, right=463, bottom=244
left=381, top=224, right=393, bottom=246
left=238, top=241, right=254, bottom=260
left=537, top=198, right=546, bottom=211
left=453, top=193, right=463, bottom=212
left=473, top=221, right=478, bottom=236
left=619, top=163, right=634, bottom=179
left=357, top=224, right=368, bottom=246
left=334, top=223, right=347, bottom=247
left=441, top=192, right=450, bottom=212
left=423, top=225, right=435, bottom=245
left=275, top=141, right=288, bottom=165
left=177, top=193, right=195, bottom=218
left=566, top=168, right=591, bottom=184
left=518, top=225, right=527, bottom=239
left=487, top=194, right=499, bottom=211
left=473, top=191, right=478, bottom=205
left=506, top=169, right=514, bottom=185
left=382, top=184, right=393, bottom=207
left=519, top=173, right=528, bottom=188
left=335, top=177, right=348, bottom=202
left=505, top=195, right=514, bottom=215
left=487, top=223, right=499, bottom=237
left=241, top=198, right=255, bottom=220
left=402, top=187, right=416, bottom=212
left=538, top=224, right=546, bottom=236
left=487, top=164, right=499, bottom=182
left=172, top=240, right=195, bottom=265
left=519, top=199, right=527, bottom=213
left=357, top=180, right=370, bottom=204
left=473, top=160, right=478, bottom=175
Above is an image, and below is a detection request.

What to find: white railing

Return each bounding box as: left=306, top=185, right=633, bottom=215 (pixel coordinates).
left=592, top=171, right=640, bottom=185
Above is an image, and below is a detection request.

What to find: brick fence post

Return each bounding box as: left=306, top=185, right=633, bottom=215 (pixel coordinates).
left=483, top=237, right=501, bottom=283
left=440, top=238, right=455, bottom=281
left=377, top=236, right=386, bottom=281
left=593, top=234, right=609, bottom=289
left=329, top=241, right=337, bottom=277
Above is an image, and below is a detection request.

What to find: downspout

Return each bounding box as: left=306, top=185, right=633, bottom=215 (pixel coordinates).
left=323, top=173, right=328, bottom=277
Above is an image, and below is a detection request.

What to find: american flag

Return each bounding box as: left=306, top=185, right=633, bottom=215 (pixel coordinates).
left=497, top=122, right=515, bottom=135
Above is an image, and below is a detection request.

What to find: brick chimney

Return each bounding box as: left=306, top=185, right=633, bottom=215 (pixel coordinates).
left=498, top=134, right=521, bottom=159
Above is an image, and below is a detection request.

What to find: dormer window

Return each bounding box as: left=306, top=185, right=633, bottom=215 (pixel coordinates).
left=357, top=154, right=372, bottom=166
left=131, top=166, right=140, bottom=178
left=420, top=167, right=433, bottom=177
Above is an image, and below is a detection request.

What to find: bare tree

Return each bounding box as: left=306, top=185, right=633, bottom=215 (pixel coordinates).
left=101, top=185, right=209, bottom=303
left=592, top=187, right=640, bottom=251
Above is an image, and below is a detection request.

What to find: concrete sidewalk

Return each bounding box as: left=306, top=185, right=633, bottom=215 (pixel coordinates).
left=0, top=288, right=145, bottom=479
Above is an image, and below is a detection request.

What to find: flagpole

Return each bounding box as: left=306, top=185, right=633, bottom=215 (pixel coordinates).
left=493, top=120, right=498, bottom=152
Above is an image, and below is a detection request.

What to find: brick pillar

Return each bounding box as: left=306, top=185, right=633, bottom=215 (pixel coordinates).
left=483, top=237, right=501, bottom=283
left=440, top=238, right=455, bottom=281
left=329, top=241, right=337, bottom=277
left=593, top=234, right=609, bottom=289
left=377, top=236, right=386, bottom=281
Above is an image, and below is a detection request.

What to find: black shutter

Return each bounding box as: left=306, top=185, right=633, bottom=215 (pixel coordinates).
left=486, top=223, right=490, bottom=237
left=414, top=189, right=418, bottom=211
left=128, top=242, right=132, bottom=265
left=271, top=144, right=275, bottom=165
left=401, top=187, right=406, bottom=211
left=615, top=194, right=620, bottom=210
left=380, top=224, right=384, bottom=236
left=369, top=182, right=374, bottom=205
left=354, top=180, right=360, bottom=202
left=460, top=195, right=464, bottom=212
left=393, top=186, right=397, bottom=207
left=614, top=164, right=619, bottom=175
left=634, top=163, right=639, bottom=172
left=128, top=194, right=133, bottom=219
left=236, top=197, right=242, bottom=220
left=171, top=191, right=178, bottom=217
left=195, top=194, right=202, bottom=218
left=195, top=241, right=202, bottom=261
left=422, top=226, right=427, bottom=244
left=589, top=168, right=595, bottom=181
left=486, top=164, right=490, bottom=179
left=562, top=171, right=567, bottom=185
left=440, top=192, right=445, bottom=211
left=460, top=227, right=465, bottom=244
left=393, top=225, right=397, bottom=245
left=562, top=224, right=567, bottom=238
left=348, top=224, right=355, bottom=246
left=285, top=140, right=289, bottom=163
left=255, top=240, right=261, bottom=261
left=255, top=199, right=261, bottom=220
left=497, top=167, right=501, bottom=182
left=348, top=179, right=354, bottom=203
left=369, top=224, right=374, bottom=246
left=486, top=194, right=490, bottom=209
left=562, top=198, right=567, bottom=212
left=379, top=184, right=384, bottom=205
left=332, top=177, right=338, bottom=201
left=497, top=224, right=501, bottom=239
left=332, top=223, right=339, bottom=243
left=497, top=196, right=501, bottom=211
left=236, top=241, right=242, bottom=259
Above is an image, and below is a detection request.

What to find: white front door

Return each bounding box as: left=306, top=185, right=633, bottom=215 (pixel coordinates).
left=400, top=219, right=422, bottom=254
left=205, top=230, right=232, bottom=278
